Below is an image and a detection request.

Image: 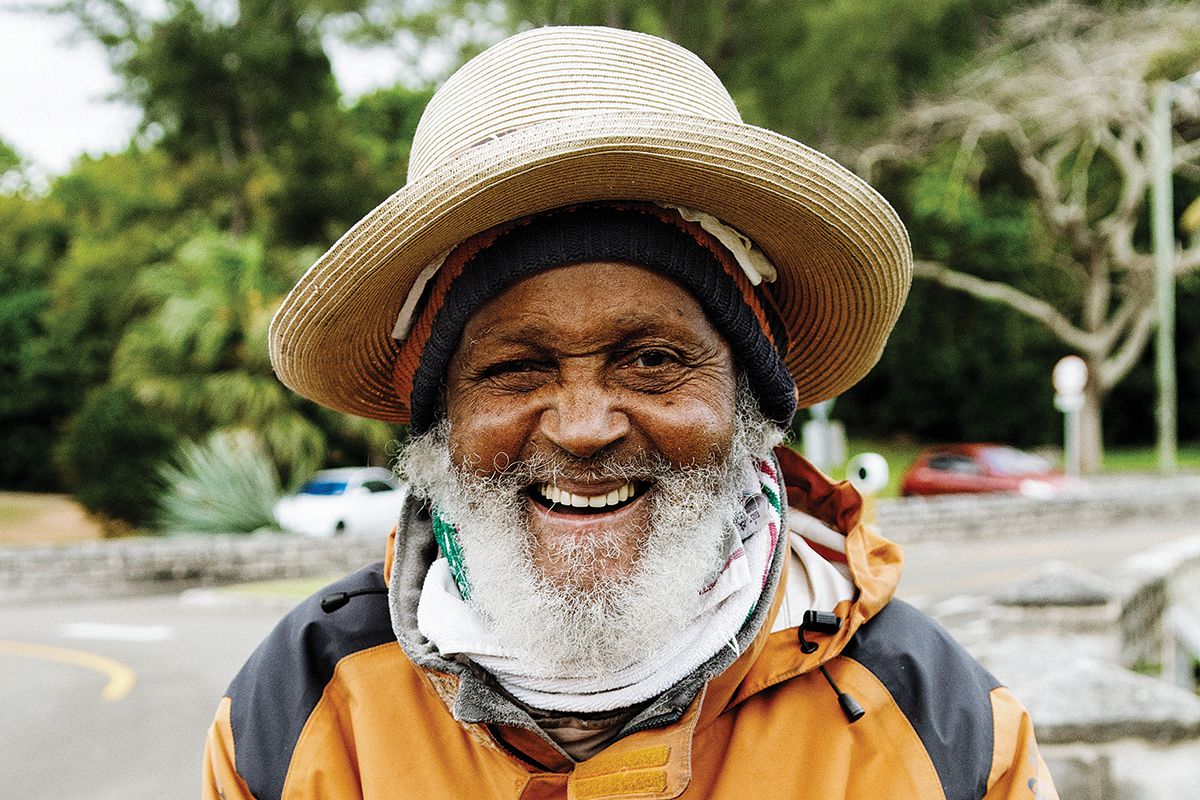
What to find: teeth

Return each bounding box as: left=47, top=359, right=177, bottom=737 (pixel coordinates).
left=537, top=481, right=638, bottom=509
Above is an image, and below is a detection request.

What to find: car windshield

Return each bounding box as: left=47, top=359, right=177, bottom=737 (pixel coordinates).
left=980, top=447, right=1052, bottom=475
left=298, top=479, right=348, bottom=496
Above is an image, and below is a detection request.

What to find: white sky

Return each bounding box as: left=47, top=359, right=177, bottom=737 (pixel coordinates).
left=0, top=2, right=419, bottom=178
left=0, top=4, right=142, bottom=176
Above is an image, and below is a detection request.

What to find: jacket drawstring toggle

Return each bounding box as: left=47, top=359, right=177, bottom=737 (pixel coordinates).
left=798, top=610, right=866, bottom=724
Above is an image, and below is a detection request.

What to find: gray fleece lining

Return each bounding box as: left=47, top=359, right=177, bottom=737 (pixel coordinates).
left=388, top=456, right=788, bottom=760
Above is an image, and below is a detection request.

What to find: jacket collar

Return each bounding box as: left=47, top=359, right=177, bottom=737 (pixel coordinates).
left=715, top=446, right=903, bottom=714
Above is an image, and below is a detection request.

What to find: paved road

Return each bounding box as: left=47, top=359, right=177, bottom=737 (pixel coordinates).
left=2, top=516, right=1198, bottom=799
left=0, top=594, right=287, bottom=800
left=896, top=517, right=1200, bottom=606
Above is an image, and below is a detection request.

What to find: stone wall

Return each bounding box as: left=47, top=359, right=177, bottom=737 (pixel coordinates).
left=875, top=474, right=1200, bottom=542
left=0, top=533, right=385, bottom=602
left=1042, top=739, right=1200, bottom=800
left=941, top=534, right=1200, bottom=800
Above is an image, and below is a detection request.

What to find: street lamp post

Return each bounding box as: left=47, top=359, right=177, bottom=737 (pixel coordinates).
left=1151, top=70, right=1200, bottom=475
left=1053, top=356, right=1088, bottom=477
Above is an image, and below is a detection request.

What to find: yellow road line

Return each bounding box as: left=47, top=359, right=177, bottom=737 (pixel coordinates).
left=0, top=639, right=136, bottom=701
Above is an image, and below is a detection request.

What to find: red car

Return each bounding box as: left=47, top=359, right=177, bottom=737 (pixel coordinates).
left=899, top=444, right=1072, bottom=498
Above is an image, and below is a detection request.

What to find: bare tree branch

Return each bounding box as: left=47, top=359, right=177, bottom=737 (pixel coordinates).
left=1177, top=240, right=1200, bottom=275
left=1096, top=276, right=1152, bottom=354
left=1099, top=302, right=1156, bottom=389
left=913, top=260, right=1092, bottom=351
left=1078, top=250, right=1110, bottom=331
left=856, top=143, right=916, bottom=179
left=1067, top=134, right=1098, bottom=210
left=1173, top=138, right=1200, bottom=168
left=1094, top=125, right=1148, bottom=264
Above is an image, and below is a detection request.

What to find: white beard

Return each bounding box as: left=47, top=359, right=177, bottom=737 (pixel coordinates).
left=395, top=382, right=782, bottom=676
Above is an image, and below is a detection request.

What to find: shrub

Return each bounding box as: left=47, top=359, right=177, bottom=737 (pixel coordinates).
left=156, top=429, right=281, bottom=534
left=56, top=386, right=179, bottom=530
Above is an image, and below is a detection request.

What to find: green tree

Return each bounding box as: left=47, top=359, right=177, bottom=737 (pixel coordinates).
left=352, top=0, right=1036, bottom=147
left=35, top=149, right=202, bottom=410
left=0, top=139, right=27, bottom=193
left=110, top=232, right=394, bottom=489
left=862, top=1, right=1200, bottom=470
left=0, top=150, right=73, bottom=489
left=346, top=83, right=434, bottom=185
left=58, top=0, right=388, bottom=243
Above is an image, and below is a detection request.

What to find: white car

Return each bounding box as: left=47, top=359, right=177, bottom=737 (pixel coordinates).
left=274, top=467, right=405, bottom=538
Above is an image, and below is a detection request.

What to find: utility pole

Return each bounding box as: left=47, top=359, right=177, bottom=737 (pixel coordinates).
left=1151, top=80, right=1178, bottom=474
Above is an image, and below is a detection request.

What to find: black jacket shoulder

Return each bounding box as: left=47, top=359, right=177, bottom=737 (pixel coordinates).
left=225, top=562, right=396, bottom=800
left=842, top=599, right=1002, bottom=800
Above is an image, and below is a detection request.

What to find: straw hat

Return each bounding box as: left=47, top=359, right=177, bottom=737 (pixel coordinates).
left=269, top=25, right=912, bottom=424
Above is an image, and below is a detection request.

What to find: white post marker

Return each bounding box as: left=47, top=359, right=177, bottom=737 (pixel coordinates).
left=802, top=399, right=846, bottom=473
left=1052, top=355, right=1088, bottom=477
left=846, top=452, right=889, bottom=524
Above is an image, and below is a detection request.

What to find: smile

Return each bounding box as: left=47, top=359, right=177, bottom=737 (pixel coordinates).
left=530, top=481, right=644, bottom=513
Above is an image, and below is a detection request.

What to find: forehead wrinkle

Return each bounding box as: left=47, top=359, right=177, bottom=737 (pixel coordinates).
left=472, top=307, right=709, bottom=351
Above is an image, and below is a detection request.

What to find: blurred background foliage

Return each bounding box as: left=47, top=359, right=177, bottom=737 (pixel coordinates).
left=1, top=0, right=1198, bottom=530
left=156, top=429, right=282, bottom=534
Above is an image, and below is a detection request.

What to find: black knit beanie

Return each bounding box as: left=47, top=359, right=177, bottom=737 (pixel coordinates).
left=404, top=205, right=796, bottom=433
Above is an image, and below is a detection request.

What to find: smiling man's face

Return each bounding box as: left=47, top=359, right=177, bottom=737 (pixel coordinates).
left=443, top=261, right=739, bottom=590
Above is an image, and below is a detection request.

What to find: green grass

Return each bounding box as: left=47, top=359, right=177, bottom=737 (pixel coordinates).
left=0, top=504, right=26, bottom=525
left=1102, top=444, right=1200, bottom=473
left=1130, top=660, right=1163, bottom=677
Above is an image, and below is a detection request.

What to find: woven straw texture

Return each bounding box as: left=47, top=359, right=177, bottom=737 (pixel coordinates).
left=269, top=26, right=912, bottom=424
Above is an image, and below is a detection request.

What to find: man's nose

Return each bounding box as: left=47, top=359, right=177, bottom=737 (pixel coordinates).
left=539, top=383, right=631, bottom=458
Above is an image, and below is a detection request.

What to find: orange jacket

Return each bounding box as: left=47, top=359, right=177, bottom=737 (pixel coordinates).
left=204, top=449, right=1057, bottom=799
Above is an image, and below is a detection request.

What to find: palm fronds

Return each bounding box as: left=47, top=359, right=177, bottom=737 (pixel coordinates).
left=156, top=429, right=281, bottom=534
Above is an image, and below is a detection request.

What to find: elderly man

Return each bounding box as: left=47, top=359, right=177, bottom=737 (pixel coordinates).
left=204, top=26, right=1057, bottom=800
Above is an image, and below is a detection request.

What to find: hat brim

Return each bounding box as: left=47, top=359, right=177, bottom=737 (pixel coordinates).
left=269, top=111, right=912, bottom=424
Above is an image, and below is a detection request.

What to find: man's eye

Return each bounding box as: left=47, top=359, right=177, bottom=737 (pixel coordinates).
left=484, top=360, right=538, bottom=376
left=633, top=350, right=674, bottom=368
